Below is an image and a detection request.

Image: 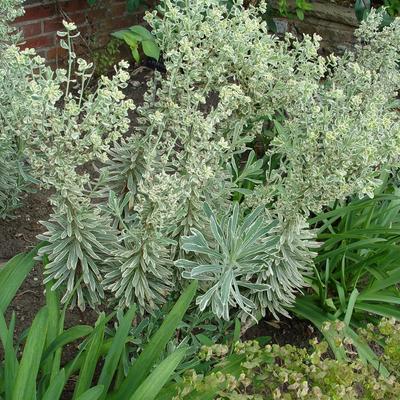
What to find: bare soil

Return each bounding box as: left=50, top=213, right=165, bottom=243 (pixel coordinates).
left=244, top=316, right=319, bottom=349
left=0, top=190, right=51, bottom=261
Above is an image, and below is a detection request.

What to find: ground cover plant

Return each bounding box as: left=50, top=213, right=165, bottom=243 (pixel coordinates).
left=162, top=322, right=400, bottom=400
left=1, top=0, right=400, bottom=325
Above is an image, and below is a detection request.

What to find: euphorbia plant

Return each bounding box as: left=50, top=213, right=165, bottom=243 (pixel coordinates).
left=0, top=15, right=134, bottom=308
left=100, top=0, right=399, bottom=320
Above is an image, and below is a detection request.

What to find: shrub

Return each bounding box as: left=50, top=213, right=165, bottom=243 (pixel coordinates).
left=125, top=0, right=398, bottom=319
left=0, top=0, right=26, bottom=218
left=1, top=0, right=400, bottom=320
left=0, top=0, right=23, bottom=42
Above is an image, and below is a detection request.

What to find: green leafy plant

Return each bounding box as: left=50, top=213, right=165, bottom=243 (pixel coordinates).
left=355, top=0, right=398, bottom=23
left=110, top=301, right=238, bottom=374
left=2, top=0, right=400, bottom=322
left=355, top=0, right=372, bottom=22
left=0, top=251, right=198, bottom=400
left=360, top=318, right=400, bottom=376
left=176, top=203, right=281, bottom=320
left=293, top=184, right=400, bottom=370
left=0, top=247, right=41, bottom=313
left=294, top=0, right=313, bottom=20
left=2, top=250, right=400, bottom=400
left=160, top=332, right=400, bottom=399
left=100, top=3, right=400, bottom=320
left=111, top=25, right=160, bottom=63
left=230, top=150, right=265, bottom=203
left=0, top=146, right=29, bottom=218
left=1, top=17, right=134, bottom=307
left=92, top=38, right=121, bottom=76
left=0, top=0, right=30, bottom=218
left=385, top=0, right=400, bottom=16
left=0, top=0, right=23, bottom=42
left=278, top=0, right=313, bottom=21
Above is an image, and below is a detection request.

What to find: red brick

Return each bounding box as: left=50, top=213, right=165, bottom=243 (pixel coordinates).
left=43, top=17, right=63, bottom=33
left=36, top=49, right=47, bottom=58
left=22, top=21, right=42, bottom=38
left=68, top=12, right=88, bottom=26
left=46, top=60, right=57, bottom=69
left=87, top=7, right=109, bottom=20
left=46, top=46, right=68, bottom=61
left=12, top=0, right=155, bottom=65
left=112, top=16, right=134, bottom=30
left=59, top=0, right=89, bottom=13
left=43, top=14, right=87, bottom=34
left=14, top=4, right=56, bottom=23
left=112, top=2, right=126, bottom=15
left=75, top=24, right=90, bottom=36
left=21, top=34, right=54, bottom=50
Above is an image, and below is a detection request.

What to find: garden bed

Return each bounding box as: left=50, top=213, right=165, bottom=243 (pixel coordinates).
left=1, top=1, right=400, bottom=399
left=0, top=63, right=317, bottom=355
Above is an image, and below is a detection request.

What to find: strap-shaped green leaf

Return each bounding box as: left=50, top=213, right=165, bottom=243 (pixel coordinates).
left=42, top=369, right=66, bottom=400
left=73, top=315, right=106, bottom=398
left=131, top=347, right=187, bottom=400
left=97, top=304, right=137, bottom=399
left=42, top=325, right=93, bottom=362
left=113, top=280, right=197, bottom=399
left=76, top=385, right=104, bottom=400
left=12, top=306, right=48, bottom=400
left=0, top=246, right=39, bottom=313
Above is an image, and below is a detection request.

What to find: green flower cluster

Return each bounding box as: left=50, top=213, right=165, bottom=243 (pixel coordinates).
left=0, top=0, right=23, bottom=43
left=0, top=12, right=134, bottom=309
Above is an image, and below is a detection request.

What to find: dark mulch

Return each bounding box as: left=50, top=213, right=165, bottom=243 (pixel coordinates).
left=0, top=190, right=51, bottom=261
left=244, top=315, right=319, bottom=349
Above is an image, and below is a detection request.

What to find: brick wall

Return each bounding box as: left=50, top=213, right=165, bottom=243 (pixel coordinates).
left=14, top=0, right=152, bottom=67
left=14, top=0, right=358, bottom=66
